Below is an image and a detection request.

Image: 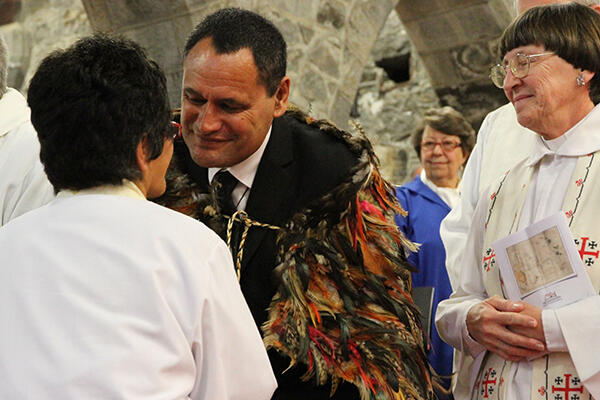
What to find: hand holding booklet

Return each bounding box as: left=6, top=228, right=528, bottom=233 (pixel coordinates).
left=492, top=212, right=595, bottom=309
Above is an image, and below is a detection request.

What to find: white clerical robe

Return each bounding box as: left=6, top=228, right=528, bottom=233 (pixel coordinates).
left=440, top=103, right=537, bottom=289
left=436, top=105, right=600, bottom=399
left=439, top=103, right=537, bottom=399
left=0, top=182, right=277, bottom=399
left=0, top=88, right=54, bottom=226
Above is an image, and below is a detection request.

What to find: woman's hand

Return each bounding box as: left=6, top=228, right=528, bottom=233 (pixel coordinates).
left=466, top=295, right=546, bottom=361
left=507, top=300, right=546, bottom=344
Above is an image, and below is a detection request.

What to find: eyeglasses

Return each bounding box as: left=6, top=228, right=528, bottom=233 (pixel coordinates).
left=489, top=52, right=554, bottom=88
left=166, top=121, right=182, bottom=140
left=421, top=140, right=462, bottom=152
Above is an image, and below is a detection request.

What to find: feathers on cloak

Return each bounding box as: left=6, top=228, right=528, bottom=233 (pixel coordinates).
left=156, top=106, right=435, bottom=400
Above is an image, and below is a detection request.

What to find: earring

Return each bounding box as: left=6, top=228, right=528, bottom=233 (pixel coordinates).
left=577, top=74, right=586, bottom=87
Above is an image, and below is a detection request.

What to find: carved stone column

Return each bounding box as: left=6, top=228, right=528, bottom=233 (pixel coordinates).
left=395, top=0, right=515, bottom=127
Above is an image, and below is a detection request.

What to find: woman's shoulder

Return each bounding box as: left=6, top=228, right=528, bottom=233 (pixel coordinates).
left=397, top=176, right=427, bottom=198
left=395, top=177, right=425, bottom=210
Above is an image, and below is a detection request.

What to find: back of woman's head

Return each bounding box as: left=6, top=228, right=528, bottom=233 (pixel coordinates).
left=27, top=33, right=171, bottom=192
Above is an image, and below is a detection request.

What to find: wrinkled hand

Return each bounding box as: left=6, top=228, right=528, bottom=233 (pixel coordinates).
left=466, top=296, right=546, bottom=361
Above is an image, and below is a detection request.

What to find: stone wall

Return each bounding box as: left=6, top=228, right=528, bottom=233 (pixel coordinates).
left=80, top=0, right=397, bottom=129
left=1, top=0, right=519, bottom=184
left=1, top=0, right=91, bottom=92
left=355, top=0, right=518, bottom=184
left=396, top=0, right=515, bottom=128
left=354, top=9, right=439, bottom=184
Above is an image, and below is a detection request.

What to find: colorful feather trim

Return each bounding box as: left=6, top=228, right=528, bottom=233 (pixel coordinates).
left=262, top=108, right=433, bottom=399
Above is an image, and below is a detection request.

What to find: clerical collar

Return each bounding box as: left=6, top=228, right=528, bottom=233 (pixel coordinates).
left=208, top=125, right=272, bottom=189
left=526, top=104, right=600, bottom=166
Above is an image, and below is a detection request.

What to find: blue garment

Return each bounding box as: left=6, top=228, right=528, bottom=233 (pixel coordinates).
left=395, top=176, right=454, bottom=387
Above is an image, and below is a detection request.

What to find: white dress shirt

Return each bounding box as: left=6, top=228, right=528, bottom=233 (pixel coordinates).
left=208, top=127, right=272, bottom=211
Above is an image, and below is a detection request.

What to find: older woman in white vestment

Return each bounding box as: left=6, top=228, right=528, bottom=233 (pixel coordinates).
left=0, top=34, right=276, bottom=399
left=436, top=3, right=600, bottom=399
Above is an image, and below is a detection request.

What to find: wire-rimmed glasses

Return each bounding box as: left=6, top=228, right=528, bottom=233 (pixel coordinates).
left=489, top=52, right=554, bottom=88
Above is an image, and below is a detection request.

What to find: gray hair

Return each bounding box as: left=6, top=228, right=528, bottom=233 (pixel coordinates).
left=0, top=32, right=7, bottom=96
left=411, top=106, right=476, bottom=159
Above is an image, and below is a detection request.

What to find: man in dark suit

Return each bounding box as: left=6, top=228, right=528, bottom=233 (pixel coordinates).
left=158, top=8, right=433, bottom=400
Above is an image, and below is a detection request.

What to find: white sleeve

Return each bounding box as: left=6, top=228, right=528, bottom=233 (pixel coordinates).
left=436, top=187, right=490, bottom=358
left=1, top=123, right=54, bottom=225
left=552, top=295, right=600, bottom=398
left=541, top=309, right=567, bottom=352
left=440, top=110, right=495, bottom=289
left=190, top=240, right=277, bottom=400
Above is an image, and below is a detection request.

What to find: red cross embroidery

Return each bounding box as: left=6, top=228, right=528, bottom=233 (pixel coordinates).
left=483, top=250, right=496, bottom=272
left=480, top=368, right=497, bottom=398
left=577, top=237, right=599, bottom=266
left=552, top=373, right=583, bottom=398
left=538, top=386, right=546, bottom=396
left=565, top=210, right=573, bottom=219
left=576, top=178, right=583, bottom=187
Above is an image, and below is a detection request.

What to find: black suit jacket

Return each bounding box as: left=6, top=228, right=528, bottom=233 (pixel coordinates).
left=177, top=114, right=361, bottom=399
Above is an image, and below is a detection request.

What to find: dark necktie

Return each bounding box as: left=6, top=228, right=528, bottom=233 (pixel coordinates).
left=213, top=170, right=243, bottom=262
left=213, top=170, right=238, bottom=216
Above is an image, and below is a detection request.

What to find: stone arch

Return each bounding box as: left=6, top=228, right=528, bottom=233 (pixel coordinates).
left=352, top=0, right=518, bottom=183
left=8, top=0, right=518, bottom=130
left=81, top=0, right=397, bottom=127
left=394, top=0, right=515, bottom=126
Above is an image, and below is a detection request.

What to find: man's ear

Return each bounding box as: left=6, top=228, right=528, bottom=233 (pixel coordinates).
left=136, top=137, right=150, bottom=174
left=592, top=4, right=600, bottom=13
left=273, top=76, right=290, bottom=118
left=134, top=137, right=151, bottom=198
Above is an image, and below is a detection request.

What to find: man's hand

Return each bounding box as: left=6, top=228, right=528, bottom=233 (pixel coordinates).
left=466, top=296, right=546, bottom=361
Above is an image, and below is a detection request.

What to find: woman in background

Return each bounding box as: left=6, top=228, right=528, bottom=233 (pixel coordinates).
left=395, top=106, right=475, bottom=397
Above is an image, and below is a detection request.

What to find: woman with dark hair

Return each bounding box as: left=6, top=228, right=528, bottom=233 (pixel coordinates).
left=395, top=106, right=475, bottom=398
left=436, top=3, right=600, bottom=399
left=0, top=34, right=276, bottom=399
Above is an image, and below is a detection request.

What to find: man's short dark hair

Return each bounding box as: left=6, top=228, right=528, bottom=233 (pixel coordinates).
left=27, top=33, right=171, bottom=192
left=184, top=8, right=286, bottom=96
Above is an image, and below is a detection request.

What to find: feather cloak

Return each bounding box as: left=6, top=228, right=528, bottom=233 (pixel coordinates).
left=156, top=106, right=435, bottom=400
